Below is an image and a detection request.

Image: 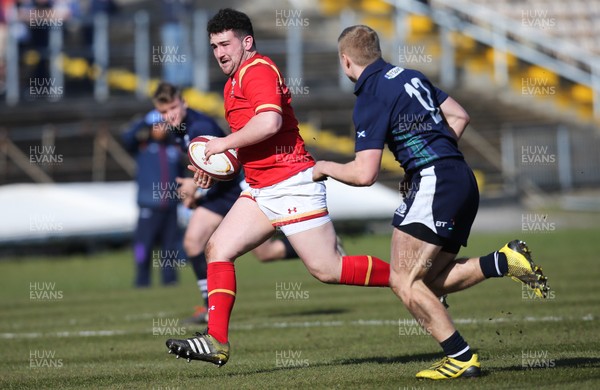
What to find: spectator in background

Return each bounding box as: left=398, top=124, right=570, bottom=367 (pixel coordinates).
left=159, top=0, right=193, bottom=87
left=122, top=114, right=183, bottom=288
left=21, top=0, right=52, bottom=85
left=14, top=0, right=70, bottom=97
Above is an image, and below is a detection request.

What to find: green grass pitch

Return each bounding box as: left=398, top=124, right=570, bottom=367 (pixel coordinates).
left=1, top=228, right=599, bottom=389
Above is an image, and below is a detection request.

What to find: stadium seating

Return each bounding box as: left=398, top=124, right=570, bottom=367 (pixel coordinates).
left=2, top=0, right=599, bottom=193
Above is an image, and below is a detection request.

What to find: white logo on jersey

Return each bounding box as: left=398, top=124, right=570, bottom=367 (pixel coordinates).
left=384, top=66, right=404, bottom=79
left=230, top=79, right=236, bottom=97
left=395, top=202, right=407, bottom=216
left=357, top=130, right=366, bottom=138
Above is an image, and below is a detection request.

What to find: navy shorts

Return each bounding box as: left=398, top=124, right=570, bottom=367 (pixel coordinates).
left=392, top=158, right=479, bottom=254
left=196, top=179, right=244, bottom=217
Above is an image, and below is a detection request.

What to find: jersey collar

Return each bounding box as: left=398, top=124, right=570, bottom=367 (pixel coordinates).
left=232, top=52, right=260, bottom=80
left=354, top=58, right=387, bottom=95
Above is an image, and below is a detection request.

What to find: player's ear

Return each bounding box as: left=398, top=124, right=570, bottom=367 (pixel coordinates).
left=341, top=53, right=352, bottom=70
left=242, top=35, right=254, bottom=51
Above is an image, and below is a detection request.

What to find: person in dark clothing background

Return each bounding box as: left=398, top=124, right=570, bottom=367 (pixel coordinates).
left=122, top=114, right=183, bottom=287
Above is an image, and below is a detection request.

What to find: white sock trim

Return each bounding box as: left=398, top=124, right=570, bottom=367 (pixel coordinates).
left=493, top=251, right=501, bottom=277
left=448, top=345, right=470, bottom=358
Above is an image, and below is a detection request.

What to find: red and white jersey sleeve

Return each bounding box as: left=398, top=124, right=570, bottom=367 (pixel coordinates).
left=223, top=54, right=314, bottom=188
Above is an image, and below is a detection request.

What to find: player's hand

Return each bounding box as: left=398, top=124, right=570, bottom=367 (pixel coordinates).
left=175, top=177, right=197, bottom=209
left=204, top=137, right=229, bottom=160
left=187, top=165, right=214, bottom=189
left=312, top=161, right=328, bottom=181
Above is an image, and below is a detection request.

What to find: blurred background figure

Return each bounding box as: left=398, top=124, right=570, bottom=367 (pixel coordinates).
left=122, top=113, right=183, bottom=287
left=26, top=2, right=64, bottom=79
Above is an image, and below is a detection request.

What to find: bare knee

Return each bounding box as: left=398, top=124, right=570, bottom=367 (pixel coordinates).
left=205, top=239, right=219, bottom=262
left=390, top=272, right=416, bottom=306
left=205, top=237, right=239, bottom=263
left=252, top=245, right=278, bottom=262
left=183, top=234, right=201, bottom=257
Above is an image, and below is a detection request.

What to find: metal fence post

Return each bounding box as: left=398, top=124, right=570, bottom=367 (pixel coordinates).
left=49, top=27, right=64, bottom=100
left=338, top=9, right=355, bottom=92
left=286, top=22, right=303, bottom=85
left=501, top=126, right=517, bottom=195
left=556, top=125, right=572, bottom=191
left=592, top=65, right=600, bottom=121
left=193, top=10, right=209, bottom=92
left=93, top=13, right=109, bottom=102
left=134, top=11, right=150, bottom=99
left=394, top=0, right=407, bottom=70
left=493, top=21, right=508, bottom=86
left=439, top=21, right=456, bottom=88
left=6, top=21, right=20, bottom=105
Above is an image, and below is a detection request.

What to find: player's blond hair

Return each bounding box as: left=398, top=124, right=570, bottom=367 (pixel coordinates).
left=338, top=25, right=382, bottom=67
left=152, top=82, right=182, bottom=104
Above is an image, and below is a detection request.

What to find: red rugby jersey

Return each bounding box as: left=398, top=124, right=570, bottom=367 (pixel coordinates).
left=223, top=53, right=314, bottom=188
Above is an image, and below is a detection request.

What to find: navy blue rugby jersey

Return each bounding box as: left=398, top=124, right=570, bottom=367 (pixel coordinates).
left=353, top=58, right=464, bottom=173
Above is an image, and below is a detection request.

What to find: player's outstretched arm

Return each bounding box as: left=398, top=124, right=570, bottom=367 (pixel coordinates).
left=204, top=111, right=282, bottom=158
left=440, top=97, right=470, bottom=140
left=313, top=149, right=383, bottom=187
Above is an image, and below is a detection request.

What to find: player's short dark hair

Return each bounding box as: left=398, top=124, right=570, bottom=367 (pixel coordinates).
left=207, top=8, right=254, bottom=41
left=338, top=25, right=382, bottom=66
left=152, top=82, right=182, bottom=104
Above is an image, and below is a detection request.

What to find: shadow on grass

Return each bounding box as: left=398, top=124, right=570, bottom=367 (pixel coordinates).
left=208, top=351, right=449, bottom=378
left=332, top=352, right=442, bottom=365
left=494, top=357, right=600, bottom=372
left=171, top=352, right=600, bottom=380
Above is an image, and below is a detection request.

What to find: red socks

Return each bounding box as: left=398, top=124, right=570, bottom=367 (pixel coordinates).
left=340, top=255, right=390, bottom=287
left=206, top=256, right=389, bottom=343
left=207, top=262, right=236, bottom=344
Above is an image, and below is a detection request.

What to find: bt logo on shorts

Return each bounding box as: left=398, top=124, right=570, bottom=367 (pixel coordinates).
left=288, top=207, right=297, bottom=214
left=436, top=220, right=455, bottom=230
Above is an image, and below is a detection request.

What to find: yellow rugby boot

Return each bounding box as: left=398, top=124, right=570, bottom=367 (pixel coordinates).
left=499, top=240, right=550, bottom=298
left=416, top=354, right=481, bottom=380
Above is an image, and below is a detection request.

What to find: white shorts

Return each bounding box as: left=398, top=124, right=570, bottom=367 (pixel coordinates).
left=240, top=168, right=331, bottom=236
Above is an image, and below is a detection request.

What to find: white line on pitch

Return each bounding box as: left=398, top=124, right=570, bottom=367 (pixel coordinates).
left=0, top=314, right=593, bottom=339
left=0, top=329, right=128, bottom=339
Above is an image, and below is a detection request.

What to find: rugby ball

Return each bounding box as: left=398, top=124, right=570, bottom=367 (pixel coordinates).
left=187, top=135, right=241, bottom=181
